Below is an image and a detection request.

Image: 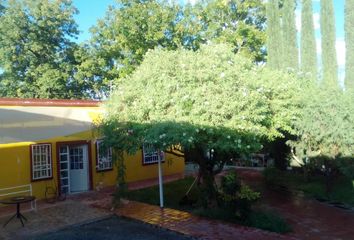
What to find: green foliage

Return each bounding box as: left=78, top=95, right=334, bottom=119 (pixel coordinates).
left=266, top=0, right=282, bottom=69
left=89, top=0, right=180, bottom=80
left=126, top=176, right=290, bottom=233
left=87, top=0, right=266, bottom=88
left=300, top=0, right=317, bottom=78
left=281, top=0, right=298, bottom=70
left=263, top=169, right=354, bottom=206
left=245, top=211, right=292, bottom=233
left=288, top=86, right=354, bottom=161
left=220, top=172, right=260, bottom=220
left=102, top=43, right=302, bottom=204
left=0, top=0, right=84, bottom=98
left=194, top=0, right=266, bottom=62
left=345, top=0, right=354, bottom=90
left=102, top=43, right=303, bottom=159
left=220, top=172, right=241, bottom=196
left=125, top=177, right=200, bottom=210
left=320, top=0, right=338, bottom=86
left=337, top=157, right=354, bottom=180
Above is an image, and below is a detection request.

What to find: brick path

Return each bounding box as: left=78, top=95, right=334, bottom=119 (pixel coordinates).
left=2, top=171, right=352, bottom=240
left=236, top=168, right=354, bottom=240
left=115, top=200, right=296, bottom=240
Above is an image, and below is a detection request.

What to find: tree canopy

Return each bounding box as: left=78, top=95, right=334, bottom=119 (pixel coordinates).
left=0, top=0, right=83, bottom=98
left=300, top=0, right=317, bottom=78
left=101, top=43, right=304, bottom=203
left=345, top=0, right=354, bottom=90
left=0, top=0, right=267, bottom=99
left=281, top=0, right=298, bottom=70
left=87, top=0, right=266, bottom=90
left=266, top=0, right=282, bottom=70
left=320, top=0, right=338, bottom=86
left=289, top=86, right=354, bottom=161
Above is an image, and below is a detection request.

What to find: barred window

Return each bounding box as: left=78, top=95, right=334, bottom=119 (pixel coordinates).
left=143, top=144, right=164, bottom=165
left=96, top=140, right=113, bottom=171
left=31, top=144, right=52, bottom=180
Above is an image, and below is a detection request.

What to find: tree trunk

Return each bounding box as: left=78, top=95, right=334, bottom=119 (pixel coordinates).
left=185, top=147, right=219, bottom=208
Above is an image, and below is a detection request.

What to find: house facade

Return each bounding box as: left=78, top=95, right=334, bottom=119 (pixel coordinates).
left=0, top=98, right=185, bottom=200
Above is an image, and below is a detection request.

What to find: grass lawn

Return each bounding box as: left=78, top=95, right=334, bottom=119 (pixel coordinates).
left=125, top=177, right=291, bottom=233
left=264, top=168, right=354, bottom=207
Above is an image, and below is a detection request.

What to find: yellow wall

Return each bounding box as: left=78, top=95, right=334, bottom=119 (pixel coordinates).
left=0, top=130, right=185, bottom=200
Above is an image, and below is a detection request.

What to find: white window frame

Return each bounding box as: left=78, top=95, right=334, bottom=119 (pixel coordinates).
left=31, top=144, right=52, bottom=180
left=143, top=144, right=164, bottom=165
left=96, top=140, right=113, bottom=171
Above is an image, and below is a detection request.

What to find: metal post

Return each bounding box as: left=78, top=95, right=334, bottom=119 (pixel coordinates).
left=158, top=151, right=164, bottom=208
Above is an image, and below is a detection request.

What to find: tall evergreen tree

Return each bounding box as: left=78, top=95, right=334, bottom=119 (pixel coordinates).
left=282, top=0, right=298, bottom=70
left=345, top=0, right=354, bottom=90
left=266, top=0, right=282, bottom=69
left=300, top=0, right=317, bottom=78
left=320, top=0, right=338, bottom=86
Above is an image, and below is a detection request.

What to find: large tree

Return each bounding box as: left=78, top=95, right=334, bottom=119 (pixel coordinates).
left=320, top=0, right=338, bottom=86
left=86, top=0, right=266, bottom=91
left=0, top=0, right=83, bottom=99
left=195, top=0, right=266, bottom=62
left=345, top=0, right=354, bottom=90
left=88, top=0, right=181, bottom=81
left=266, top=0, right=282, bottom=70
left=282, top=0, right=298, bottom=70
left=101, top=44, right=303, bottom=205
left=300, top=0, right=317, bottom=78
left=288, top=85, right=354, bottom=187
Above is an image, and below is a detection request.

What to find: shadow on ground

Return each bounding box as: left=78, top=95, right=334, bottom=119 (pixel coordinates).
left=30, top=216, right=193, bottom=240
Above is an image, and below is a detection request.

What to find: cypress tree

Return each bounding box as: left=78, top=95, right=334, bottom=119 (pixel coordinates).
left=266, top=0, right=282, bottom=70
left=282, top=0, right=298, bottom=70
left=320, top=0, right=338, bottom=86
left=300, top=0, right=317, bottom=78
left=345, top=0, right=354, bottom=90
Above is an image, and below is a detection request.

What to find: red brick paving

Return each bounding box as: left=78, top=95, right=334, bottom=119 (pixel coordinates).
left=115, top=200, right=296, bottom=240
left=235, top=168, right=354, bottom=240
left=2, top=170, right=352, bottom=240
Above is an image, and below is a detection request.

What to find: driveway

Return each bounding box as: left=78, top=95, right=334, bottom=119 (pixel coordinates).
left=31, top=216, right=192, bottom=240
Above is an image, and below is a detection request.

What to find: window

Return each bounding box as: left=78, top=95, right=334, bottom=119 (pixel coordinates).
left=96, top=140, right=113, bottom=171
left=31, top=144, right=52, bottom=180
left=143, top=144, right=164, bottom=165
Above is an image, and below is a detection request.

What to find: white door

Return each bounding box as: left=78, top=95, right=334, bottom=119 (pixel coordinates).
left=69, top=145, right=89, bottom=193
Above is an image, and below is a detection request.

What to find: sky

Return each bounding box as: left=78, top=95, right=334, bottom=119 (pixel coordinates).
left=70, top=0, right=346, bottom=80
left=72, top=0, right=116, bottom=43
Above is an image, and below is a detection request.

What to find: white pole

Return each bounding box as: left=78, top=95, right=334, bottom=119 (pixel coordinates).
left=158, top=151, right=164, bottom=208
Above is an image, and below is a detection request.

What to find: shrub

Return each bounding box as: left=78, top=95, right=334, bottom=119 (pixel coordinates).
left=219, top=172, right=260, bottom=220
left=245, top=211, right=292, bottom=233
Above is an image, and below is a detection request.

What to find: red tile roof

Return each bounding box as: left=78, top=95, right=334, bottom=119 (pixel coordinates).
left=0, top=98, right=101, bottom=107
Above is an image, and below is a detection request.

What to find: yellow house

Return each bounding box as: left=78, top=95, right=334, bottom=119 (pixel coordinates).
left=0, top=98, right=185, bottom=200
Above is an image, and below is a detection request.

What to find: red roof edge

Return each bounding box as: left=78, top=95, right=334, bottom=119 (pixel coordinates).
left=0, top=98, right=101, bottom=107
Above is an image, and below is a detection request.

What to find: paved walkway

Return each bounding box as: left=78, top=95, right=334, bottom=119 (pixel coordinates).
left=115, top=200, right=295, bottom=240
left=0, top=200, right=110, bottom=240
left=236, top=168, right=354, bottom=240
left=1, top=171, right=353, bottom=240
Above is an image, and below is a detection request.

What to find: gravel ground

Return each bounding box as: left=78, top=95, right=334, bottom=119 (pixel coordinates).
left=30, top=216, right=193, bottom=240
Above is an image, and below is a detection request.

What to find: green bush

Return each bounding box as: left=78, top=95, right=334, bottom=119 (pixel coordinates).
left=336, top=157, right=354, bottom=182
left=245, top=211, right=292, bottom=233
left=219, top=172, right=260, bottom=220
left=220, top=171, right=241, bottom=195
